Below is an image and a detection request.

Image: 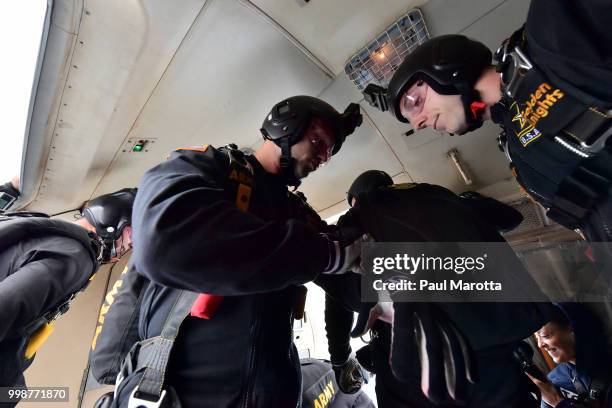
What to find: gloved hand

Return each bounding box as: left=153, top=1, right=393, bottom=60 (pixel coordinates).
left=350, top=301, right=394, bottom=338
left=390, top=303, right=477, bottom=405
left=332, top=357, right=368, bottom=394
left=320, top=214, right=364, bottom=275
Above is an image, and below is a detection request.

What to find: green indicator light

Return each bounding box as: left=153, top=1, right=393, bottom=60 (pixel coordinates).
left=133, top=142, right=144, bottom=152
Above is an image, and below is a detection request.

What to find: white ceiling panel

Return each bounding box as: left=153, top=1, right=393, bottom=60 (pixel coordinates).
left=421, top=0, right=525, bottom=37
left=94, top=0, right=332, bottom=196
left=458, top=0, right=530, bottom=49
left=27, top=0, right=535, bottom=214
left=249, top=0, right=427, bottom=75
left=32, top=0, right=208, bottom=213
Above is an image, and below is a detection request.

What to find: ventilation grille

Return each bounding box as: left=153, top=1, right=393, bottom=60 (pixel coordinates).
left=503, top=197, right=548, bottom=235
left=344, top=9, right=429, bottom=91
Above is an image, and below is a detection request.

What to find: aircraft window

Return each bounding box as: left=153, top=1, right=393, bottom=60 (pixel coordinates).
left=0, top=1, right=48, bottom=181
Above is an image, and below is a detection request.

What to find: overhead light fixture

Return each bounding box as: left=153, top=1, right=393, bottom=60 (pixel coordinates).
left=345, top=9, right=429, bottom=91
left=447, top=148, right=473, bottom=186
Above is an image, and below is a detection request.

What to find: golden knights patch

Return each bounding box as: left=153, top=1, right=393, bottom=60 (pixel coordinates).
left=510, top=101, right=542, bottom=147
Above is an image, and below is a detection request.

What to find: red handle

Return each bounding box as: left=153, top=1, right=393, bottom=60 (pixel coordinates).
left=190, top=294, right=224, bottom=319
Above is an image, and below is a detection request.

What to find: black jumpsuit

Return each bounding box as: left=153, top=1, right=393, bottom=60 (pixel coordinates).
left=0, top=217, right=97, bottom=388
left=131, top=146, right=332, bottom=407
left=495, top=0, right=612, bottom=249
left=326, top=183, right=549, bottom=408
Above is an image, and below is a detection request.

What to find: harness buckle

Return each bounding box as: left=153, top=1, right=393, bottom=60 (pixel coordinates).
left=498, top=44, right=533, bottom=99
left=128, top=388, right=166, bottom=408
left=579, top=122, right=612, bottom=154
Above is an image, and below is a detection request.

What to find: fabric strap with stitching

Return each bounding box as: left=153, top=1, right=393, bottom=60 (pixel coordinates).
left=133, top=291, right=198, bottom=400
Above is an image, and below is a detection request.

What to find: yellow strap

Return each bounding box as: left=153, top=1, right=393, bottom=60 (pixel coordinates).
left=25, top=322, right=55, bottom=359
left=91, top=265, right=129, bottom=350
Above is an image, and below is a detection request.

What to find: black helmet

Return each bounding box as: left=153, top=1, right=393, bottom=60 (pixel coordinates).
left=82, top=188, right=137, bottom=260
left=364, top=35, right=492, bottom=133
left=261, top=96, right=362, bottom=186
left=347, top=170, right=394, bottom=206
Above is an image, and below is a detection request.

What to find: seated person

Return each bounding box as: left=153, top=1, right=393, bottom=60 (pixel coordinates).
left=531, top=303, right=612, bottom=408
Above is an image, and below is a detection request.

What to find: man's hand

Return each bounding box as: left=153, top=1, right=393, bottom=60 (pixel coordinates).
left=350, top=302, right=394, bottom=338
left=332, top=357, right=368, bottom=394
left=391, top=303, right=476, bottom=405
left=526, top=373, right=565, bottom=407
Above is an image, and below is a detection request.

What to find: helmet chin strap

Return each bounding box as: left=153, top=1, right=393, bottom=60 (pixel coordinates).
left=279, top=137, right=301, bottom=188
left=459, top=87, right=486, bottom=133
left=102, top=238, right=118, bottom=263
left=88, top=232, right=105, bottom=264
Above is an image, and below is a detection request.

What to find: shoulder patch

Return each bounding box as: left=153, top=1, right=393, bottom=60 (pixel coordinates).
left=175, top=144, right=209, bottom=153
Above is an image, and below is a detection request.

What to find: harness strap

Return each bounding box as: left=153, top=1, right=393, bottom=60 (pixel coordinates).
left=547, top=149, right=612, bottom=228
left=190, top=145, right=254, bottom=320
left=129, top=291, right=199, bottom=405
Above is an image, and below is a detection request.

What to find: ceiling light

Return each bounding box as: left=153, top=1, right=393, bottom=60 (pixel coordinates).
left=345, top=9, right=429, bottom=91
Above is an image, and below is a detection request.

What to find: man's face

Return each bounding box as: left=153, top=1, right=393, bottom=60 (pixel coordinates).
left=400, top=80, right=468, bottom=135
left=291, top=118, right=336, bottom=179
left=536, top=322, right=576, bottom=364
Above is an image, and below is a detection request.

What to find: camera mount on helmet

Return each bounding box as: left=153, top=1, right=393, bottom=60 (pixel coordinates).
left=81, top=188, right=137, bottom=262
left=260, top=95, right=362, bottom=186
left=363, top=35, right=492, bottom=134
left=363, top=84, right=389, bottom=113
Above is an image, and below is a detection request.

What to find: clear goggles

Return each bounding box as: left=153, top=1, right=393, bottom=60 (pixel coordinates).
left=399, top=80, right=428, bottom=120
